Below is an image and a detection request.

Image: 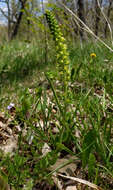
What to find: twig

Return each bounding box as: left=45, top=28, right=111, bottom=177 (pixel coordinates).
left=58, top=173, right=102, bottom=190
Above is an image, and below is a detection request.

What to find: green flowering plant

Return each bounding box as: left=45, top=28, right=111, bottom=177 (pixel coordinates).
left=45, top=10, right=70, bottom=83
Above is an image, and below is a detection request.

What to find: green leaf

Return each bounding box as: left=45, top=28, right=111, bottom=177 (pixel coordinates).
left=56, top=143, right=75, bottom=155
left=82, top=129, right=96, bottom=168
left=88, top=153, right=96, bottom=178
left=0, top=175, right=9, bottom=190
left=71, top=67, right=75, bottom=80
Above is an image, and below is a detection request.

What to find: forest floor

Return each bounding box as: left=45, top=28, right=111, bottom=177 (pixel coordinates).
left=0, top=40, right=112, bottom=190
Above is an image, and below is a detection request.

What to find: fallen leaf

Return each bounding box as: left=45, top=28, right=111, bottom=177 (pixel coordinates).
left=66, top=185, right=77, bottom=190
left=42, top=143, right=51, bottom=156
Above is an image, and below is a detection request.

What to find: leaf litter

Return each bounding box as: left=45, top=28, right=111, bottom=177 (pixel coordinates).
left=0, top=78, right=112, bottom=190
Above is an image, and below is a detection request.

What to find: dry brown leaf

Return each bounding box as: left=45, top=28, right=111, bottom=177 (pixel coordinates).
left=66, top=185, right=77, bottom=190
left=52, top=172, right=63, bottom=190
left=42, top=143, right=51, bottom=156
left=0, top=138, right=17, bottom=154
left=0, top=112, right=6, bottom=123
left=50, top=156, right=78, bottom=176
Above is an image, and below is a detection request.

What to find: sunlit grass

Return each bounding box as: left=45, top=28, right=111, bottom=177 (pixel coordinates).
left=0, top=40, right=112, bottom=189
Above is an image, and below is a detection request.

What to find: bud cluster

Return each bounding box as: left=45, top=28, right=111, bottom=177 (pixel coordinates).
left=45, top=10, right=70, bottom=79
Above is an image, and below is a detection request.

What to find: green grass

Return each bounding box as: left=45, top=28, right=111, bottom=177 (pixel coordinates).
left=0, top=40, right=50, bottom=83
left=0, top=40, right=112, bottom=190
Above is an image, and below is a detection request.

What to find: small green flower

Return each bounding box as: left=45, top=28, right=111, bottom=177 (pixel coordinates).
left=45, top=10, right=70, bottom=81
